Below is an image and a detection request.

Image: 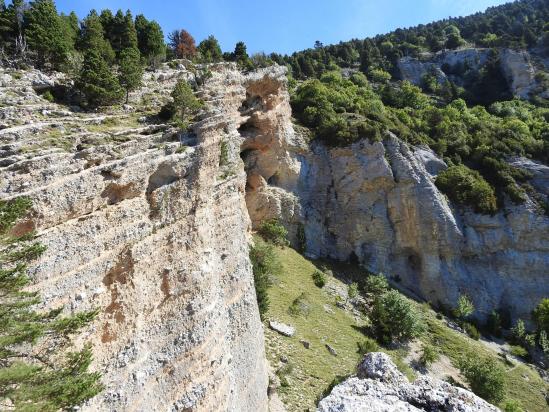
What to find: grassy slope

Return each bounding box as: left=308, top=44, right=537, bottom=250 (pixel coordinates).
left=263, top=244, right=549, bottom=412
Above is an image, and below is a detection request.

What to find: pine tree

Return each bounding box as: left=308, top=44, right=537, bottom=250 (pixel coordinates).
left=198, top=35, right=222, bottom=63
left=24, top=0, right=72, bottom=69
left=0, top=197, right=103, bottom=411
left=77, top=46, right=123, bottom=108
left=170, top=79, right=202, bottom=128
left=118, top=46, right=143, bottom=103
left=0, top=0, right=24, bottom=56
left=80, top=10, right=115, bottom=65
left=120, top=10, right=137, bottom=51
left=234, top=41, right=252, bottom=70
left=135, top=15, right=165, bottom=69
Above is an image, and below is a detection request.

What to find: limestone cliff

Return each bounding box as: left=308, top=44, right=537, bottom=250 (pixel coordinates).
left=242, top=69, right=549, bottom=324
left=0, top=64, right=274, bottom=411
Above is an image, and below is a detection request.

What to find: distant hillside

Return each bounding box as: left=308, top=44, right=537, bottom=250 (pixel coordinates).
left=272, top=0, right=548, bottom=79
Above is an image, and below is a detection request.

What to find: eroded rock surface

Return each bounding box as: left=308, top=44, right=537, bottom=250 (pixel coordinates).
left=317, top=352, right=500, bottom=412
left=0, top=64, right=273, bottom=411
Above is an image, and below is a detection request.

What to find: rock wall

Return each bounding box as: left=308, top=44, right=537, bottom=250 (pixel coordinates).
left=0, top=64, right=271, bottom=411
left=397, top=47, right=546, bottom=99
left=242, top=75, right=549, bottom=324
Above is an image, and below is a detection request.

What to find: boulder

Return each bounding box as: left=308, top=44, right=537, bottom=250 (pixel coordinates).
left=318, top=352, right=500, bottom=412
left=269, top=321, right=295, bottom=337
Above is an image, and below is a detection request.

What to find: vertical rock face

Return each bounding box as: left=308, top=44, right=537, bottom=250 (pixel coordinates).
left=0, top=65, right=271, bottom=411
left=397, top=47, right=546, bottom=100
left=242, top=80, right=549, bottom=323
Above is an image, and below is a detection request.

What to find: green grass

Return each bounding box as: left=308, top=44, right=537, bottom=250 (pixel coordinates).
left=264, top=245, right=549, bottom=412
left=263, top=245, right=415, bottom=410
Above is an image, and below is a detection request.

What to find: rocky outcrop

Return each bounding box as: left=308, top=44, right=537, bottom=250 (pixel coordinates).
left=397, top=47, right=546, bottom=99
left=242, top=73, right=549, bottom=324
left=0, top=64, right=272, bottom=411
left=317, top=352, right=499, bottom=411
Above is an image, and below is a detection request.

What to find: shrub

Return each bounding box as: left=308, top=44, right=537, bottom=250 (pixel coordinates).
left=485, top=310, right=502, bottom=337
left=42, top=90, right=55, bottom=102
left=348, top=282, right=359, bottom=300
left=357, top=337, right=379, bottom=355
left=419, top=344, right=440, bottom=367
left=511, top=319, right=526, bottom=343
left=509, top=345, right=528, bottom=359
left=458, top=355, right=506, bottom=403
left=371, top=290, right=424, bottom=344
left=219, top=140, right=229, bottom=166
left=249, top=239, right=280, bottom=319
left=436, top=165, right=498, bottom=215
left=532, top=298, right=549, bottom=334
left=502, top=399, right=524, bottom=412
left=463, top=322, right=480, bottom=340
left=453, top=294, right=475, bottom=321
left=258, top=219, right=289, bottom=246
left=288, top=292, right=310, bottom=317
left=362, top=274, right=389, bottom=296
left=312, top=270, right=326, bottom=288
left=369, top=68, right=391, bottom=83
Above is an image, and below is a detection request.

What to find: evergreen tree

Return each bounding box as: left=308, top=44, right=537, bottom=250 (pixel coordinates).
left=170, top=79, right=202, bottom=128
left=0, top=197, right=103, bottom=411
left=197, top=35, right=222, bottom=63
left=60, top=11, right=80, bottom=49
left=135, top=15, right=165, bottom=69
left=80, top=10, right=115, bottom=65
left=234, top=41, right=252, bottom=69
left=0, top=0, right=24, bottom=56
left=120, top=10, right=137, bottom=51
left=118, top=46, right=143, bottom=103
left=77, top=46, right=123, bottom=108
left=24, top=0, right=71, bottom=69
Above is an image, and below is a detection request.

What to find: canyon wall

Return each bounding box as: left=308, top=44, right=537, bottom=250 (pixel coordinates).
left=0, top=64, right=272, bottom=411
left=243, top=69, right=549, bottom=324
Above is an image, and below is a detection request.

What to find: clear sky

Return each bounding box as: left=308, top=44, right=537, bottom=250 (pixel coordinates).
left=52, top=0, right=512, bottom=55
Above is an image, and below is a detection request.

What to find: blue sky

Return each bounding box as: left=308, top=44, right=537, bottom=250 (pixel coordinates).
left=53, top=0, right=511, bottom=55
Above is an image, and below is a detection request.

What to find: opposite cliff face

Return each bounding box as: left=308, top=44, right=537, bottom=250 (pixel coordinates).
left=242, top=72, right=549, bottom=324
left=0, top=64, right=281, bottom=411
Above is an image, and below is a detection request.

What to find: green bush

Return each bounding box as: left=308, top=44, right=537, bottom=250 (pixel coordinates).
left=532, top=298, right=549, bottom=334
left=458, top=355, right=506, bottom=403
left=357, top=337, right=379, bottom=355
left=419, top=344, right=440, bottom=367
left=486, top=310, right=503, bottom=337
left=42, top=90, right=55, bottom=102
left=249, top=239, right=280, bottom=319
left=502, top=399, right=524, bottom=412
left=288, top=292, right=311, bottom=317
left=453, top=294, right=475, bottom=321
left=362, top=274, right=389, bottom=296
left=348, top=282, right=359, bottom=300
left=370, top=290, right=424, bottom=344
left=258, top=219, right=289, bottom=246
left=436, top=165, right=498, bottom=215
left=463, top=322, right=480, bottom=340
left=312, top=270, right=326, bottom=288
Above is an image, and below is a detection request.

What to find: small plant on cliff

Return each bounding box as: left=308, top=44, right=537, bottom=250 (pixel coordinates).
left=0, top=197, right=103, bottom=411
left=258, top=219, right=289, bottom=247
left=458, top=355, right=506, bottom=404
left=288, top=292, right=311, bottom=317
left=532, top=298, right=549, bottom=335
left=419, top=344, right=440, bottom=367
left=356, top=337, right=379, bottom=356
left=370, top=290, right=424, bottom=344
left=312, top=270, right=326, bottom=288
left=249, top=238, right=280, bottom=320
left=361, top=273, right=388, bottom=296
left=453, top=294, right=475, bottom=322
left=165, top=79, right=203, bottom=129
